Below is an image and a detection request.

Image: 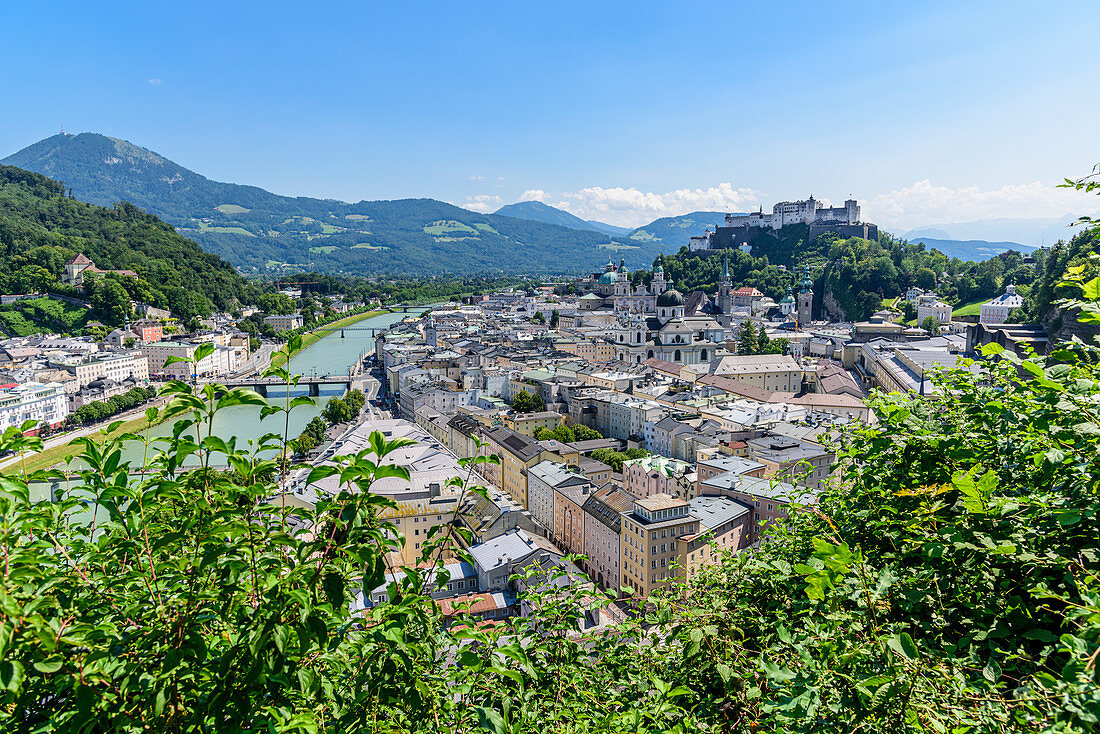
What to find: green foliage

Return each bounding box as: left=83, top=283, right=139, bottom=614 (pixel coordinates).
left=322, top=396, right=355, bottom=425
left=67, top=386, right=157, bottom=426
left=589, top=447, right=649, bottom=472
left=0, top=297, right=90, bottom=336
left=737, top=321, right=758, bottom=355
left=532, top=423, right=603, bottom=443
left=0, top=326, right=1098, bottom=731
left=510, top=389, right=545, bottom=414
left=549, top=309, right=560, bottom=328
left=0, top=165, right=257, bottom=324
left=920, top=314, right=941, bottom=335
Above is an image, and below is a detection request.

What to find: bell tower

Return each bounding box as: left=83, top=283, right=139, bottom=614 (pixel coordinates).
left=796, top=267, right=814, bottom=326
left=716, top=252, right=733, bottom=314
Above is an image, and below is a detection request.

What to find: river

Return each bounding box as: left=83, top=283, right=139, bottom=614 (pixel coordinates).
left=120, top=309, right=413, bottom=465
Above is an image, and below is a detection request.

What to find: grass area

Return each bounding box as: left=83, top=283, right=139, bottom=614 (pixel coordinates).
left=881, top=296, right=899, bottom=310
left=197, top=221, right=254, bottom=236
left=3, top=411, right=163, bottom=476
left=433, top=236, right=479, bottom=242
left=0, top=298, right=90, bottom=336
left=423, top=220, right=477, bottom=236
left=320, top=223, right=344, bottom=234
left=269, top=310, right=386, bottom=368
left=352, top=243, right=387, bottom=250
left=473, top=223, right=498, bottom=234
left=597, top=242, right=640, bottom=251
left=215, top=204, right=251, bottom=214
left=628, top=230, right=657, bottom=241
left=953, top=298, right=990, bottom=318
left=309, top=246, right=337, bottom=254
left=345, top=214, right=371, bottom=222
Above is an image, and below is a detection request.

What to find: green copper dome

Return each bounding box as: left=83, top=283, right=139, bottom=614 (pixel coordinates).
left=597, top=270, right=618, bottom=285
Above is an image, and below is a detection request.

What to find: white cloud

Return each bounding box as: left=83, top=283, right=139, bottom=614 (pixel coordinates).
left=147, top=78, right=163, bottom=86
left=461, top=194, right=503, bottom=213
left=865, top=179, right=1100, bottom=231
left=553, top=182, right=764, bottom=227
left=467, top=174, right=485, bottom=182
left=519, top=189, right=550, bottom=203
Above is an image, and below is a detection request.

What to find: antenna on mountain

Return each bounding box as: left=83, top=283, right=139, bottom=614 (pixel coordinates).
left=60, top=121, right=64, bottom=135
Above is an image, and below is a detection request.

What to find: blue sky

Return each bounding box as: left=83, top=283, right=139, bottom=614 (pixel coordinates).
left=2, top=0, right=1098, bottom=230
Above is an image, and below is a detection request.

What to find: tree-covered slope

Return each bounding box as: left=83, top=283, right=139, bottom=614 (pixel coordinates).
left=0, top=165, right=256, bottom=325
left=2, top=133, right=649, bottom=275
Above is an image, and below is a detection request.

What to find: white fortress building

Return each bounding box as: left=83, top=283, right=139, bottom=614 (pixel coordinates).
left=725, top=196, right=860, bottom=230
left=690, top=196, right=876, bottom=251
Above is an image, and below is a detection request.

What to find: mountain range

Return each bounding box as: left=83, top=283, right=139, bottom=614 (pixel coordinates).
left=2, top=133, right=662, bottom=276
left=2, top=132, right=1048, bottom=276
left=493, top=200, right=630, bottom=236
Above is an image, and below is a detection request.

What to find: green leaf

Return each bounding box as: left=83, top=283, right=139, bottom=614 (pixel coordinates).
left=980, top=342, right=1005, bottom=356
left=982, top=658, right=1002, bottom=682
left=1082, top=276, right=1100, bottom=300
left=323, top=572, right=345, bottom=610
left=194, top=341, right=216, bottom=362
left=0, top=660, right=24, bottom=691
left=474, top=705, right=507, bottom=734
left=887, top=633, right=918, bottom=661
left=32, top=659, right=62, bottom=674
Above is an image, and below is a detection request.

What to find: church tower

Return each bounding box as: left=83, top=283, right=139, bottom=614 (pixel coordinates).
left=716, top=252, right=733, bottom=314
left=796, top=267, right=814, bottom=326
left=651, top=260, right=667, bottom=297
left=615, top=258, right=631, bottom=297
left=780, top=287, right=795, bottom=316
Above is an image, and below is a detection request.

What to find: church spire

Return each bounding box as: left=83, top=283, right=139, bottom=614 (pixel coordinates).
left=721, top=251, right=730, bottom=279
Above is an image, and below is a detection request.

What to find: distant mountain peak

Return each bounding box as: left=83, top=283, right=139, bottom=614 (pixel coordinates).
left=493, top=200, right=628, bottom=236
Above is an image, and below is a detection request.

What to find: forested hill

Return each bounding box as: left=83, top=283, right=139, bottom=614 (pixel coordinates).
left=643, top=228, right=1043, bottom=322
left=2, top=133, right=651, bottom=275
left=0, top=165, right=256, bottom=321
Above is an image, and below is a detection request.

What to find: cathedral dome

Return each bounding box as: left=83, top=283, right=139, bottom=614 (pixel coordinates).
left=656, top=289, right=684, bottom=307
left=780, top=289, right=795, bottom=304
left=597, top=270, right=618, bottom=285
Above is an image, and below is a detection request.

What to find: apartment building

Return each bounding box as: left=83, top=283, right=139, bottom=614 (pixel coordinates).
left=680, top=495, right=753, bottom=582
left=711, top=354, right=803, bottom=392
left=582, top=485, right=633, bottom=592
left=620, top=494, right=700, bottom=597
left=0, top=381, right=69, bottom=431
left=485, top=426, right=553, bottom=508
left=699, top=473, right=815, bottom=540
left=527, top=460, right=591, bottom=531
left=60, top=353, right=150, bottom=389
left=503, top=410, right=563, bottom=437
left=263, top=313, right=304, bottom=332
left=553, top=479, right=592, bottom=555
left=747, top=435, right=833, bottom=489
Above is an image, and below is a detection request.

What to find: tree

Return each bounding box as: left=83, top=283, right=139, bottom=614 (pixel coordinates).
left=921, top=314, right=941, bottom=336
left=549, top=309, right=560, bottom=328
left=571, top=424, right=601, bottom=441
left=761, top=336, right=789, bottom=355
left=322, top=396, right=353, bottom=425
left=531, top=311, right=545, bottom=324
left=916, top=267, right=937, bottom=291
left=737, top=321, right=758, bottom=355
left=89, top=278, right=131, bottom=327
left=123, top=337, right=136, bottom=349
left=511, top=389, right=545, bottom=413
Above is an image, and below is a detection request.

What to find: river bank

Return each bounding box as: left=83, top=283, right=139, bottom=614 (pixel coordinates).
left=269, top=308, right=387, bottom=368
left=7, top=309, right=410, bottom=476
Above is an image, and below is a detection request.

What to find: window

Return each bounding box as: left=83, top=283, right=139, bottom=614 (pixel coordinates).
left=674, top=349, right=681, bottom=362
left=652, top=545, right=657, bottom=554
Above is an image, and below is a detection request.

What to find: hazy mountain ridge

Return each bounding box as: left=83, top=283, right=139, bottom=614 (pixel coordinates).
left=493, top=200, right=629, bottom=236
left=2, top=133, right=656, bottom=275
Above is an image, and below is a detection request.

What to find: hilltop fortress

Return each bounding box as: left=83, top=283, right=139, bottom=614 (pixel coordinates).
left=690, top=196, right=878, bottom=251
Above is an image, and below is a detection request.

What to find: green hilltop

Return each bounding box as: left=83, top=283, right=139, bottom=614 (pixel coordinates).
left=0, top=165, right=256, bottom=332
